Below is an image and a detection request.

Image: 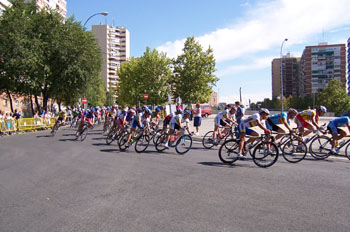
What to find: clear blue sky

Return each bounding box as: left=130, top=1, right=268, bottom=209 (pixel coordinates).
left=68, top=0, right=350, bottom=106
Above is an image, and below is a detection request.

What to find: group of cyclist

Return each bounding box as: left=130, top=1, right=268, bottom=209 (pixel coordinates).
left=51, top=102, right=350, bottom=158
left=212, top=103, right=350, bottom=158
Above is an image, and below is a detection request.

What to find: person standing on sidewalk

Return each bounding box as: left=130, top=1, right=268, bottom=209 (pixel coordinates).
left=192, top=103, right=202, bottom=135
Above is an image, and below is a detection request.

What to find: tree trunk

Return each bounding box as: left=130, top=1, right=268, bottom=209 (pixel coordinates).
left=34, top=95, right=42, bottom=115
left=6, top=89, right=14, bottom=113
left=30, top=94, right=35, bottom=116
left=42, top=86, right=48, bottom=112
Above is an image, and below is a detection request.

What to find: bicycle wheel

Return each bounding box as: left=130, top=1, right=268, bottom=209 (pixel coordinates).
left=118, top=133, right=129, bottom=151
left=135, top=134, right=150, bottom=153
left=80, top=126, right=88, bottom=141
left=281, top=138, right=307, bottom=163
left=218, top=139, right=239, bottom=164
left=345, top=143, right=350, bottom=160
left=105, top=131, right=115, bottom=145
left=252, top=142, right=279, bottom=168
left=202, top=131, right=215, bottom=149
left=152, top=129, right=162, bottom=144
left=175, top=134, right=192, bottom=154
left=51, top=123, right=58, bottom=136
left=155, top=134, right=168, bottom=152
left=309, top=136, right=332, bottom=160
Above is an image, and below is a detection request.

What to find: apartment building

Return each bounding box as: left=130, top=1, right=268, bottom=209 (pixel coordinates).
left=271, top=54, right=301, bottom=98
left=0, top=0, right=66, bottom=18
left=348, top=38, right=350, bottom=94
left=92, top=24, right=130, bottom=93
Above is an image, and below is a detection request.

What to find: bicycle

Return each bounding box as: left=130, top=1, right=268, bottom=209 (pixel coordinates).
left=275, top=130, right=307, bottom=163
left=218, top=133, right=279, bottom=168
left=202, top=123, right=236, bottom=149
left=155, top=127, right=193, bottom=155
left=51, top=119, right=63, bottom=136
left=118, top=128, right=150, bottom=153
left=75, top=122, right=89, bottom=141
left=308, top=131, right=350, bottom=160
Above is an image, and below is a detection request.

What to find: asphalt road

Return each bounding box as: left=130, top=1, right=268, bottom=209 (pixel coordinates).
left=1, top=126, right=350, bottom=232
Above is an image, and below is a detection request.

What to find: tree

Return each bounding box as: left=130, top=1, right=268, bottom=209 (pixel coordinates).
left=105, top=86, right=116, bottom=106
left=86, top=75, right=106, bottom=107
left=118, top=47, right=172, bottom=106
left=0, top=0, right=103, bottom=112
left=173, top=36, right=218, bottom=104
left=317, top=79, right=350, bottom=116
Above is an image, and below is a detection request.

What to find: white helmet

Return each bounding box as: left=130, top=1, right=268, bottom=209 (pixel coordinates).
left=319, top=105, right=327, bottom=113
left=259, top=108, right=270, bottom=115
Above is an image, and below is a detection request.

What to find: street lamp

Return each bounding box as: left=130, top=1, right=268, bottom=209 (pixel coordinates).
left=82, top=12, right=108, bottom=110
left=83, top=12, right=109, bottom=27
left=280, top=38, right=288, bottom=112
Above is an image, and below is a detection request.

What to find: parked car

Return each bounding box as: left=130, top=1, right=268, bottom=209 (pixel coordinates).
left=200, top=104, right=212, bottom=117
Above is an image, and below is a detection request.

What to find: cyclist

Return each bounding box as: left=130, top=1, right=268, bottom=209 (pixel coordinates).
left=237, top=108, right=271, bottom=158
left=165, top=109, right=191, bottom=149
left=125, top=107, right=144, bottom=147
left=296, top=106, right=327, bottom=142
left=327, top=116, right=350, bottom=154
left=161, top=111, right=175, bottom=134
left=212, top=105, right=237, bottom=145
left=54, top=110, right=66, bottom=129
left=266, top=108, right=298, bottom=142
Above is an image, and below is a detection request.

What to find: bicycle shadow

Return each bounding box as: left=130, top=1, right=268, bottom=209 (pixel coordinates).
left=198, top=161, right=256, bottom=168
left=36, top=134, right=53, bottom=138
left=100, top=148, right=121, bottom=153
left=59, top=138, right=78, bottom=142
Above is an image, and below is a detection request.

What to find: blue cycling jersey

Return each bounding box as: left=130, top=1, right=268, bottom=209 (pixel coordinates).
left=330, top=116, right=350, bottom=127
left=268, top=112, right=289, bottom=125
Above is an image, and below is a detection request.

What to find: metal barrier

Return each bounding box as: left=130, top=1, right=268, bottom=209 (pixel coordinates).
left=0, top=117, right=56, bottom=134
left=0, top=119, right=17, bottom=134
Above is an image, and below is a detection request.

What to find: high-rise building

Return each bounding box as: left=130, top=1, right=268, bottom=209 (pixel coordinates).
left=271, top=53, right=301, bottom=98
left=348, top=38, right=350, bottom=94
left=0, top=0, right=66, bottom=18
left=299, top=43, right=346, bottom=96
left=92, top=24, right=130, bottom=94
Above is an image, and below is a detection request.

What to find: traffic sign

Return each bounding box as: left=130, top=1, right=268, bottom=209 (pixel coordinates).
left=144, top=94, right=149, bottom=100
left=82, top=98, right=87, bottom=104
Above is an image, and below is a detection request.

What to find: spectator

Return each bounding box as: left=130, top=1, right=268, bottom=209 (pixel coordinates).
left=235, top=101, right=245, bottom=124
left=13, top=109, right=21, bottom=120
left=33, top=111, right=39, bottom=118
left=192, top=103, right=202, bottom=135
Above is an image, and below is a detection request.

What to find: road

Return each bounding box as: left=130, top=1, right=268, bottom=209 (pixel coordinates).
left=1, top=125, right=350, bottom=232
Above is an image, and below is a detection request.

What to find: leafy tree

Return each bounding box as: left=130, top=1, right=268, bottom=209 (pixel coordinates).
left=118, top=47, right=172, bottom=106
left=317, top=79, right=350, bottom=116
left=0, top=0, right=103, bottom=113
left=173, top=36, right=218, bottom=104
left=106, top=86, right=116, bottom=106
left=86, top=75, right=106, bottom=107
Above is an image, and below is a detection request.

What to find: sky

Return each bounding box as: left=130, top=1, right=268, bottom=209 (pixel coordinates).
left=67, top=0, right=350, bottom=106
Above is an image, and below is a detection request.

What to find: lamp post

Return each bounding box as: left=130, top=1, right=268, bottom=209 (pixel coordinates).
left=84, top=12, right=109, bottom=27
left=280, top=38, right=288, bottom=112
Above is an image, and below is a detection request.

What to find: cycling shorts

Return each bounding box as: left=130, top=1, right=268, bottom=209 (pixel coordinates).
left=327, top=122, right=340, bottom=134
left=215, top=116, right=229, bottom=127
left=266, top=118, right=282, bottom=132
left=57, top=117, right=64, bottom=123
left=132, top=120, right=143, bottom=129
left=238, top=122, right=254, bottom=135
left=170, top=123, right=181, bottom=130
left=296, top=114, right=312, bottom=128
left=163, top=117, right=171, bottom=126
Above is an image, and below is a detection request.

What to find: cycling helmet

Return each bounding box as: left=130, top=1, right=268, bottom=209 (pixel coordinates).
left=176, top=109, right=183, bottom=114
left=136, top=107, right=142, bottom=113
left=145, top=109, right=152, bottom=115
left=259, top=108, right=270, bottom=115
left=184, top=110, right=191, bottom=115
left=288, top=108, right=298, bottom=115
left=155, top=107, right=161, bottom=112
left=318, top=105, right=327, bottom=113
left=129, top=109, right=136, bottom=114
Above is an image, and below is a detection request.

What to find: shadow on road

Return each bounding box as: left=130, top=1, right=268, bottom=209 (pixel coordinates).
left=36, top=134, right=53, bottom=138
left=100, top=148, right=120, bottom=153
left=198, top=160, right=256, bottom=168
